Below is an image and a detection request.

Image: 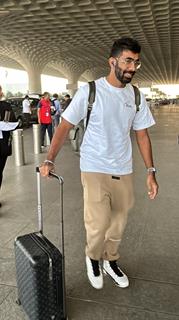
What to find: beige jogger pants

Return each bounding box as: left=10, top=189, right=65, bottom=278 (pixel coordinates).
left=81, top=172, right=134, bottom=261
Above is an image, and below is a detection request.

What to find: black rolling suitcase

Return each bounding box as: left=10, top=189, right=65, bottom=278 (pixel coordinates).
left=14, top=167, right=67, bottom=320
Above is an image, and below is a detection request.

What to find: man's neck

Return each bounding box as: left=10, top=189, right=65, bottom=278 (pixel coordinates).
left=106, top=74, right=125, bottom=88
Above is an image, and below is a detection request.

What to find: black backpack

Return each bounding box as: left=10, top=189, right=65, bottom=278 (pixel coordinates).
left=0, top=100, right=16, bottom=122
left=52, top=98, right=57, bottom=107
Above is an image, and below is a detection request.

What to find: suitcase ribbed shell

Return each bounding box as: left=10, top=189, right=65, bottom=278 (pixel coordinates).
left=14, top=233, right=64, bottom=320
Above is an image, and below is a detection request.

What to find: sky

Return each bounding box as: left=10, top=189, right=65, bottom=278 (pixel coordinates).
left=0, top=66, right=179, bottom=98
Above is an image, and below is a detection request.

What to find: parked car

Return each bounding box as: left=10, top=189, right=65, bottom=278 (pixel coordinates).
left=6, top=96, right=40, bottom=128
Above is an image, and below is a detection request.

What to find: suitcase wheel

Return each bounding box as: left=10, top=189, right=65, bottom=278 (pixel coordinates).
left=16, top=298, right=21, bottom=306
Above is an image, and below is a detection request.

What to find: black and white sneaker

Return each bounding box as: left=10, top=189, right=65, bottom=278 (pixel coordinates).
left=103, top=260, right=129, bottom=288
left=86, top=256, right=103, bottom=289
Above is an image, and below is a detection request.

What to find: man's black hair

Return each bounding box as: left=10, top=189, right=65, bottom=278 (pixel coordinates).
left=53, top=93, right=58, bottom=98
left=65, top=94, right=70, bottom=98
left=109, top=37, right=141, bottom=58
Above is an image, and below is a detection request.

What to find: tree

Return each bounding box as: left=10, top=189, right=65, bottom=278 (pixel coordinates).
left=15, top=91, right=23, bottom=97
left=5, top=91, right=13, bottom=98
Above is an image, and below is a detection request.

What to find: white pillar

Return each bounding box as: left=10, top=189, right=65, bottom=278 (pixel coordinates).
left=66, top=81, right=78, bottom=97
left=27, top=68, right=42, bottom=93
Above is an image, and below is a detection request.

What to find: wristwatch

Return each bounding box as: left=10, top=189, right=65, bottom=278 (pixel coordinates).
left=43, top=159, right=54, bottom=165
left=147, top=167, right=156, bottom=173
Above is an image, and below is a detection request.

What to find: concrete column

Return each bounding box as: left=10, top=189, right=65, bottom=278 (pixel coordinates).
left=50, top=59, right=86, bottom=97
left=27, top=67, right=42, bottom=94
left=66, top=81, right=78, bottom=97
left=66, top=74, right=80, bottom=97
left=82, top=68, right=105, bottom=82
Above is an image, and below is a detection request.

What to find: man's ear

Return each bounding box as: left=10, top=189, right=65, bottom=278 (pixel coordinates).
left=109, top=57, right=116, bottom=68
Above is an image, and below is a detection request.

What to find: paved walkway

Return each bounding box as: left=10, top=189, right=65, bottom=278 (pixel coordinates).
left=0, top=106, right=179, bottom=319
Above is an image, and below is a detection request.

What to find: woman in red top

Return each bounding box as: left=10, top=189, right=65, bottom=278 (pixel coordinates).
left=38, top=92, right=53, bottom=147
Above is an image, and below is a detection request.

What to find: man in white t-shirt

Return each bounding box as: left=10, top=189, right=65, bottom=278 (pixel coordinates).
left=40, top=37, right=158, bottom=290
left=22, top=95, right=31, bottom=127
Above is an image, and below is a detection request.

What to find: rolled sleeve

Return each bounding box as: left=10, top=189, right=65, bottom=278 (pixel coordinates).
left=62, top=85, right=88, bottom=125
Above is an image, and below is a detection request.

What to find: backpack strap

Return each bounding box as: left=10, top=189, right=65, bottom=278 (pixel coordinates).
left=52, top=98, right=56, bottom=106
left=85, top=81, right=96, bottom=129
left=132, top=85, right=141, bottom=112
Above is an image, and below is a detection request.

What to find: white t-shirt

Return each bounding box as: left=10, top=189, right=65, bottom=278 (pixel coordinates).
left=22, top=99, right=31, bottom=114
left=62, top=77, right=155, bottom=175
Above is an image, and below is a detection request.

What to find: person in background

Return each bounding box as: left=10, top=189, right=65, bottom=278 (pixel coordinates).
left=22, top=95, right=31, bottom=127
left=62, top=94, right=72, bottom=111
left=39, top=37, right=158, bottom=290
left=0, top=87, right=18, bottom=207
left=52, top=93, right=61, bottom=129
left=37, top=92, right=53, bottom=148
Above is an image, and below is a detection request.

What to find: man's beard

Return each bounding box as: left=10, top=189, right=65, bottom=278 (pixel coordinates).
left=114, top=64, right=135, bottom=84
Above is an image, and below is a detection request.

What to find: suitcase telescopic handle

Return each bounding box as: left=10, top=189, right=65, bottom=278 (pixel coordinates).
left=36, top=167, right=64, bottom=233
left=49, top=170, right=64, bottom=184
left=36, top=167, right=67, bottom=319
left=36, top=167, right=65, bottom=249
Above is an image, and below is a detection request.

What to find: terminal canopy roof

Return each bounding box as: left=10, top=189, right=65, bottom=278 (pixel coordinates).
left=0, top=0, right=178, bottom=85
